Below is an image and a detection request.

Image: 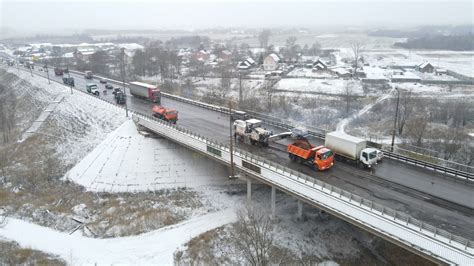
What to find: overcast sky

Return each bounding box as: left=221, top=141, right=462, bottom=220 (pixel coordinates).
left=1, top=0, right=472, bottom=33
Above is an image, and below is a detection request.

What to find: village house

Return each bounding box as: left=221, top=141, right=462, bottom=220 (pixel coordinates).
left=263, top=53, right=281, bottom=71
left=312, top=59, right=327, bottom=70
left=331, top=67, right=352, bottom=79
left=219, top=50, right=232, bottom=61
left=416, top=62, right=434, bottom=73
left=237, top=57, right=256, bottom=70
left=193, top=50, right=210, bottom=61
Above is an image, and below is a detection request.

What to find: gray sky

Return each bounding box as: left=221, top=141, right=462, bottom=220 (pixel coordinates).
left=1, top=0, right=472, bottom=33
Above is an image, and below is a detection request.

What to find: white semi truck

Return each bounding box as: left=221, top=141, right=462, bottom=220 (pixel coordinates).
left=325, top=131, right=383, bottom=168
left=233, top=119, right=272, bottom=146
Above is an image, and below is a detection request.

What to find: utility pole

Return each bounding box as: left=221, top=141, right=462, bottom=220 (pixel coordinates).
left=229, top=100, right=235, bottom=179
left=45, top=63, right=50, bottom=84
left=66, top=66, right=73, bottom=94
left=120, top=49, right=128, bottom=117
left=391, top=88, right=400, bottom=152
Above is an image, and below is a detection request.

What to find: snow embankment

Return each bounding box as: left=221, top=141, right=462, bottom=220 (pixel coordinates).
left=0, top=208, right=237, bottom=265
left=65, top=119, right=230, bottom=192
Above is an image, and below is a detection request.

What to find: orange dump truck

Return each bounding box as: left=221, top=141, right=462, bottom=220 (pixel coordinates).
left=288, top=138, right=334, bottom=170
left=152, top=105, right=178, bottom=124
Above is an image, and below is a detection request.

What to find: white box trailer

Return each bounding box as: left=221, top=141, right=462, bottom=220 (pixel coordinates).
left=325, top=131, right=382, bottom=168
left=325, top=131, right=366, bottom=161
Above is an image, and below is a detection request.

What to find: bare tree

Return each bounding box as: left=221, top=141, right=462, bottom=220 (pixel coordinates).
left=397, top=90, right=415, bottom=135
left=258, top=30, right=272, bottom=50
left=405, top=115, right=428, bottom=147
left=442, top=129, right=466, bottom=160
left=231, top=203, right=274, bottom=266
left=284, top=36, right=299, bottom=62
left=343, top=81, right=354, bottom=114
left=351, top=42, right=363, bottom=77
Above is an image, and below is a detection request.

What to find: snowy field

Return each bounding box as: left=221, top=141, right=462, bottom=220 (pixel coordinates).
left=275, top=78, right=364, bottom=95
left=0, top=209, right=237, bottom=265
left=287, top=68, right=336, bottom=78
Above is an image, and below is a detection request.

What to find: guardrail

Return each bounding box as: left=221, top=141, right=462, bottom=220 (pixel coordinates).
left=9, top=64, right=473, bottom=179
left=133, top=113, right=473, bottom=265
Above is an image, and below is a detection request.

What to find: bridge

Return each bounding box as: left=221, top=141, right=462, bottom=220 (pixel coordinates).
left=1, top=62, right=473, bottom=264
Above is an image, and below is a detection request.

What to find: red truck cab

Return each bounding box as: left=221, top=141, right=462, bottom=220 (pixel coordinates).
left=288, top=139, right=334, bottom=171
left=152, top=105, right=178, bottom=124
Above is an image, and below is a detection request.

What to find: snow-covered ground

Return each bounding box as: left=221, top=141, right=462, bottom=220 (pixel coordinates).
left=65, top=120, right=231, bottom=192
left=276, top=78, right=364, bottom=95
left=287, top=68, right=336, bottom=78
left=0, top=209, right=237, bottom=265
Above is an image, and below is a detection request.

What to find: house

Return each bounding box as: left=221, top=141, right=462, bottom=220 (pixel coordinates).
left=220, top=50, right=232, bottom=61
left=331, top=67, right=352, bottom=79
left=237, top=57, right=256, bottom=70
left=74, top=48, right=95, bottom=61
left=416, top=62, right=434, bottom=73
left=263, top=53, right=280, bottom=71
left=193, top=50, right=210, bottom=61
left=312, top=59, right=327, bottom=70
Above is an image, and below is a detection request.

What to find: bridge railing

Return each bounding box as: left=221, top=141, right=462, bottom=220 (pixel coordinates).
left=133, top=113, right=473, bottom=265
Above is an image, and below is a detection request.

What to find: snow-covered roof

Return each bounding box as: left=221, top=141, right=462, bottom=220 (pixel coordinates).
left=267, top=53, right=280, bottom=63
left=221, top=50, right=232, bottom=56
left=246, top=57, right=255, bottom=65
left=331, top=68, right=351, bottom=75
left=63, top=52, right=74, bottom=58
left=118, top=43, right=144, bottom=50
left=418, top=62, right=432, bottom=69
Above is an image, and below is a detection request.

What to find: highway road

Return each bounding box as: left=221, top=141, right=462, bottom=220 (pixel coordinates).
left=7, top=65, right=474, bottom=239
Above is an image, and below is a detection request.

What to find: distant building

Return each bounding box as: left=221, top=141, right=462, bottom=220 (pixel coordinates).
left=219, top=50, right=232, bottom=61
left=263, top=53, right=280, bottom=71
left=312, top=59, right=327, bottom=70
left=416, top=62, right=434, bottom=73
left=331, top=67, right=352, bottom=79
left=193, top=50, right=210, bottom=61
left=237, top=57, right=256, bottom=70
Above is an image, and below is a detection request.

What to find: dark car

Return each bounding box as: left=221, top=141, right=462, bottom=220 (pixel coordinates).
left=105, top=84, right=113, bottom=90
left=99, top=78, right=107, bottom=84
left=112, top=87, right=122, bottom=95
left=231, top=110, right=248, bottom=121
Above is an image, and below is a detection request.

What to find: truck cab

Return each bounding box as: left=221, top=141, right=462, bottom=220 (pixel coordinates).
left=152, top=105, right=178, bottom=124
left=360, top=148, right=379, bottom=168
left=86, top=83, right=99, bottom=95
left=314, top=146, right=334, bottom=170
left=84, top=71, right=93, bottom=79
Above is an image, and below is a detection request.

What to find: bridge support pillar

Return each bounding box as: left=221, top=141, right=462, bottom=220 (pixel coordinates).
left=271, top=186, right=276, bottom=218
left=297, top=199, right=303, bottom=219
left=247, top=179, right=252, bottom=202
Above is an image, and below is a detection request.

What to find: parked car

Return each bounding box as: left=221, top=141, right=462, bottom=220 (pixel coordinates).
left=105, top=84, right=113, bottom=90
